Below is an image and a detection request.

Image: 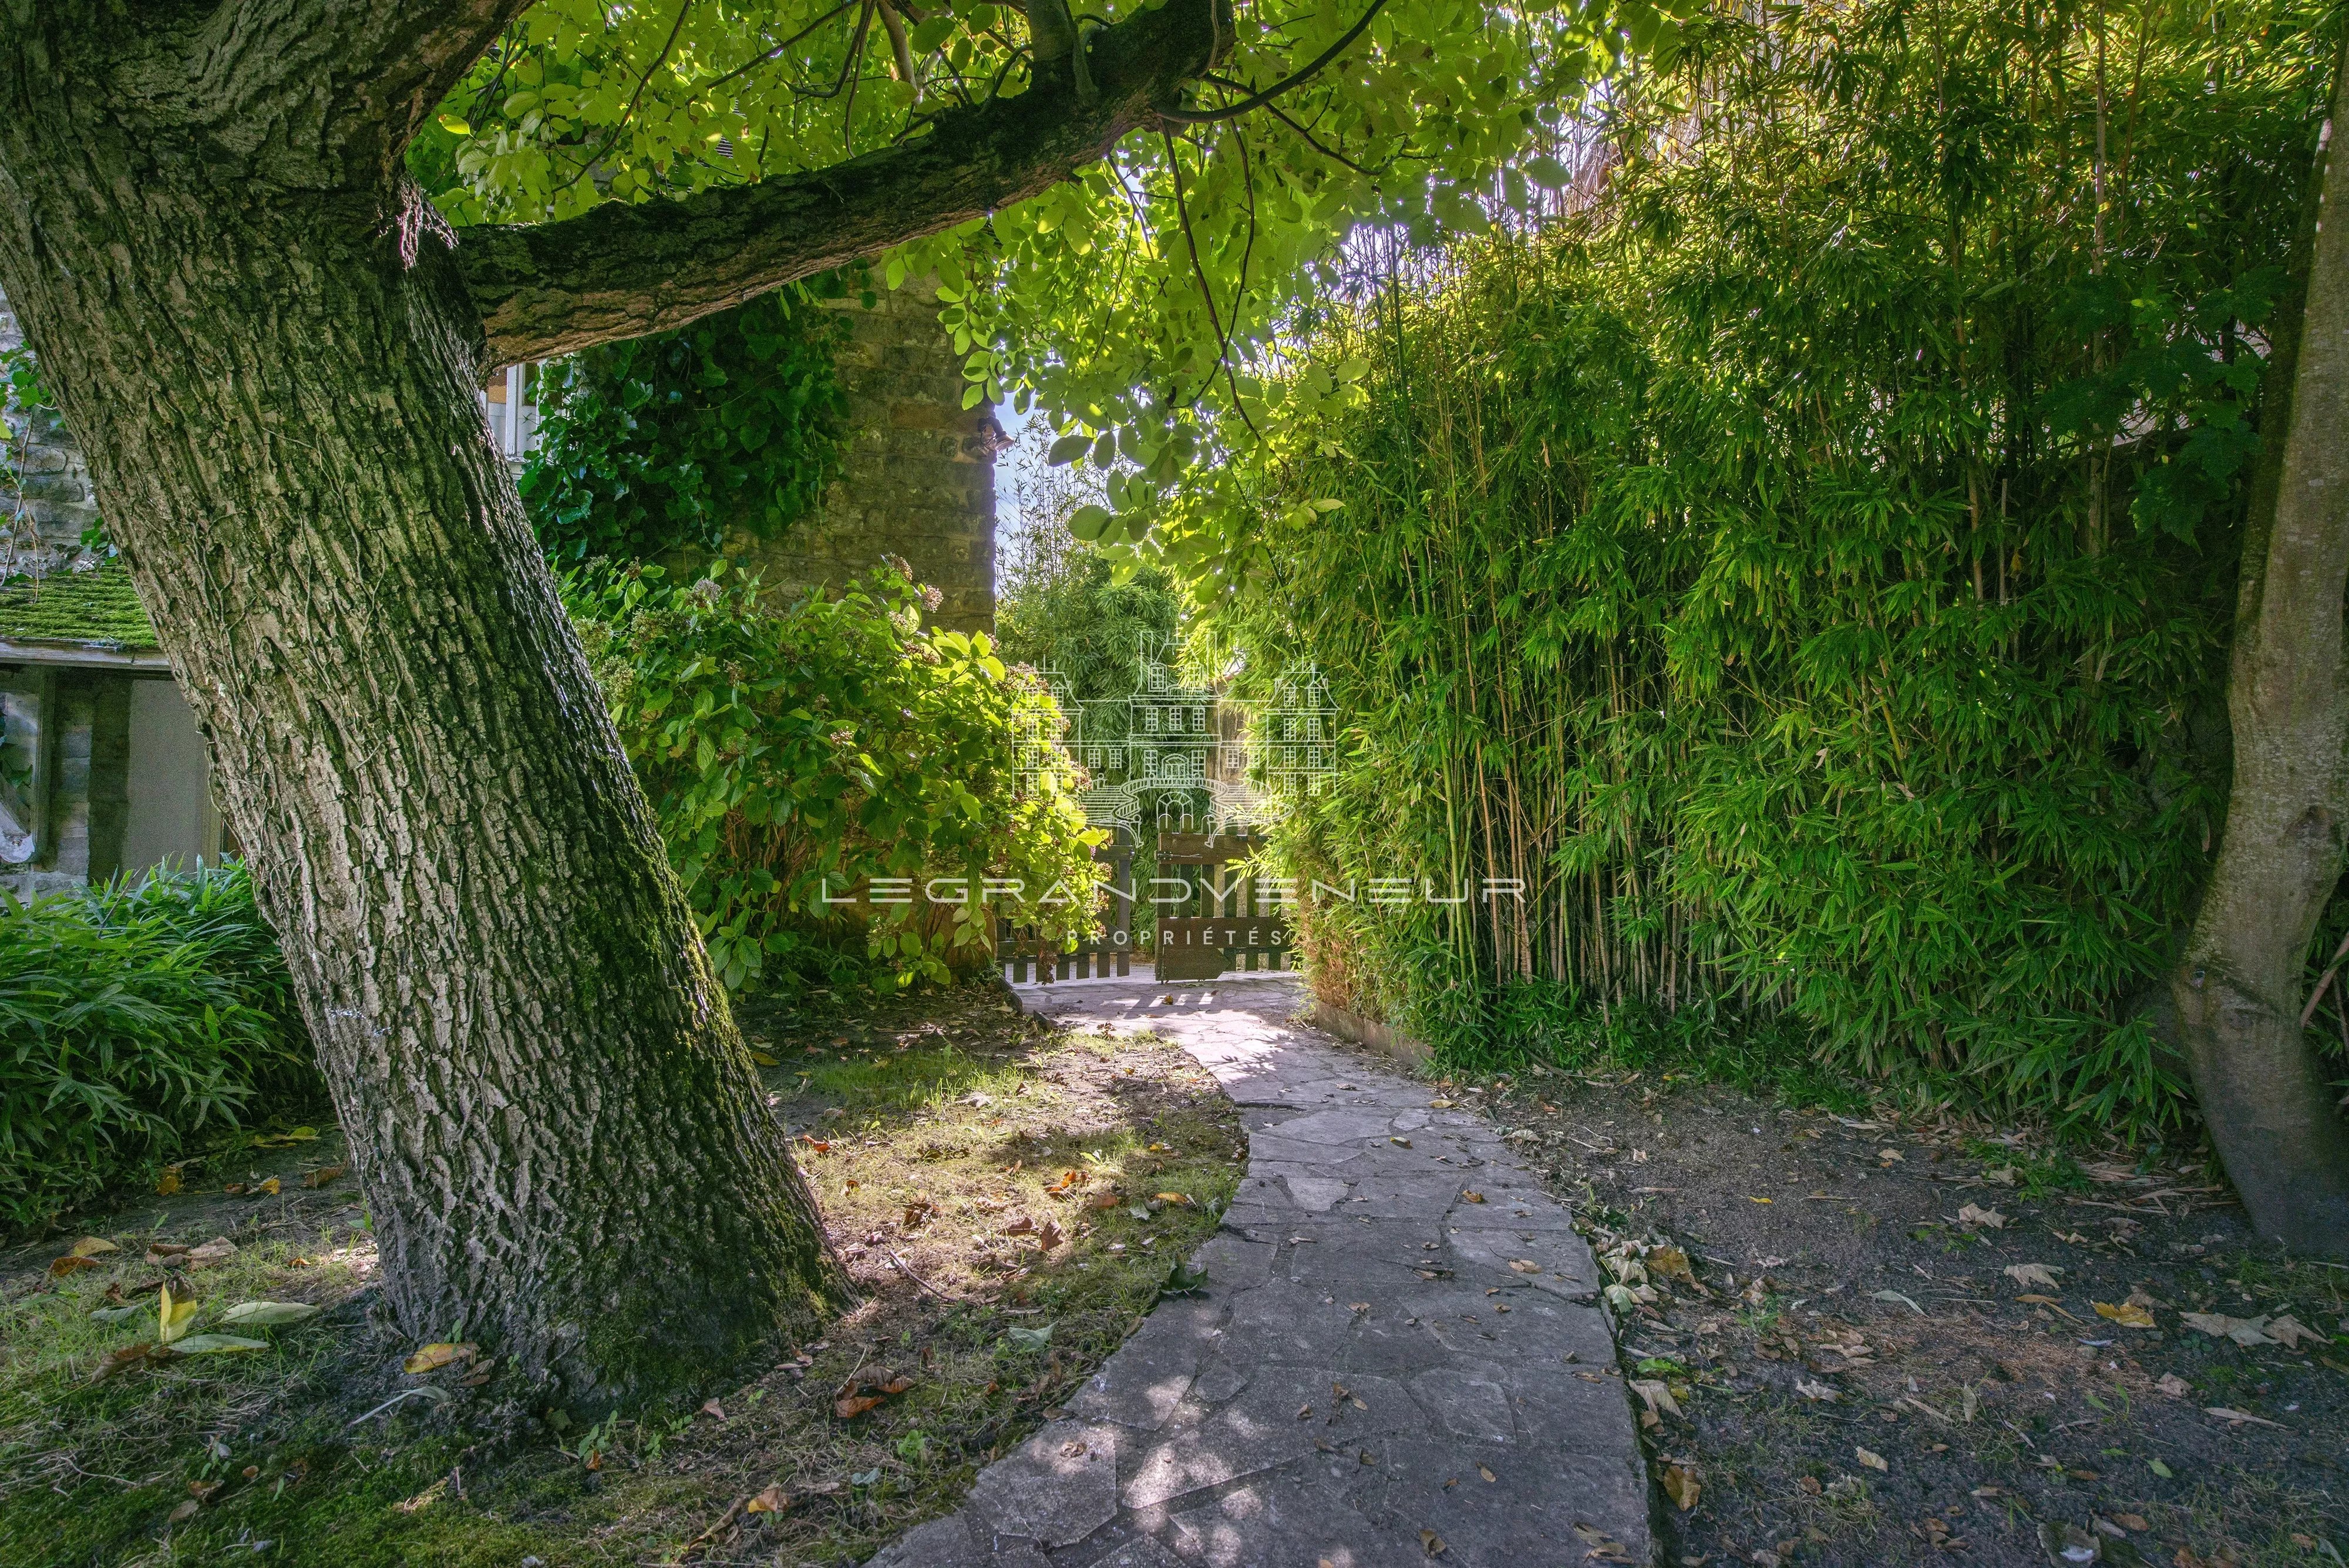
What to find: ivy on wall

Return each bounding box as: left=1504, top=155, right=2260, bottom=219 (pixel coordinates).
left=521, top=284, right=853, bottom=566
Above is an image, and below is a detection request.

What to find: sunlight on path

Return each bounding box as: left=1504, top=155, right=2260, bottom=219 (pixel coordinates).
left=869, top=975, right=1650, bottom=1568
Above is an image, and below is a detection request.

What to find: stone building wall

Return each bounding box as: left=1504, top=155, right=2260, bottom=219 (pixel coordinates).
left=1, top=281, right=1001, bottom=631
left=0, top=291, right=104, bottom=576
left=719, top=278, right=1001, bottom=635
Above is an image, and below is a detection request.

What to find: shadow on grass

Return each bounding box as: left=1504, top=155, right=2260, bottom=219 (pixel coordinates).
left=0, top=980, right=1244, bottom=1568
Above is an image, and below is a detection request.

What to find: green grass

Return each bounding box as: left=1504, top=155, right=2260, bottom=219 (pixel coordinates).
left=0, top=1001, right=1241, bottom=1567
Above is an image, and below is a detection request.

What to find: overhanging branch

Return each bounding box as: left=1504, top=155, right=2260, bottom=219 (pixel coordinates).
left=327, top=0, right=539, bottom=181
left=460, top=0, right=1227, bottom=367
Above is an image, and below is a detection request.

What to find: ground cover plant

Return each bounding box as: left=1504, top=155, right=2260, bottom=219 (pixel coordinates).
left=0, top=982, right=1242, bottom=1567
left=1203, top=0, right=2344, bottom=1146
left=1324, top=1041, right=2349, bottom=1565
left=0, top=862, right=321, bottom=1237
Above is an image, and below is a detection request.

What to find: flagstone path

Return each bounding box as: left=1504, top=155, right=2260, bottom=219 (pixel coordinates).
left=869, top=974, right=1651, bottom=1568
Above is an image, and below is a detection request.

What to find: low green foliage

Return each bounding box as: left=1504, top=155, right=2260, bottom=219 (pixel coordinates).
left=566, top=560, right=1104, bottom=993
left=0, top=861, right=321, bottom=1234
left=1219, top=0, right=2340, bottom=1136
left=522, top=286, right=850, bottom=567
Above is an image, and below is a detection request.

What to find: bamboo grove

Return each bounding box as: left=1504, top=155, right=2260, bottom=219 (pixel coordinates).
left=1210, top=0, right=2343, bottom=1136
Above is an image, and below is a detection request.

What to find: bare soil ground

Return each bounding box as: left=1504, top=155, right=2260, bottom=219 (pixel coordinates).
left=0, top=981, right=1242, bottom=1567
left=1432, top=1061, right=2349, bottom=1567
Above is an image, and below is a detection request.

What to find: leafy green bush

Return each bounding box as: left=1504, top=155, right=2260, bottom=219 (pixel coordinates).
left=1217, top=0, right=2339, bottom=1136
left=0, top=861, right=321, bottom=1234
left=566, top=559, right=1103, bottom=993
left=522, top=286, right=850, bottom=566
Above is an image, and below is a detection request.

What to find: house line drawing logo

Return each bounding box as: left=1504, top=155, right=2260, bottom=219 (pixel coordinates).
left=1012, top=631, right=1336, bottom=834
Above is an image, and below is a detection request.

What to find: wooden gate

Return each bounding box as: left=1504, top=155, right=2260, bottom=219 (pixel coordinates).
left=1152, top=832, right=1293, bottom=980
left=997, top=833, right=1135, bottom=983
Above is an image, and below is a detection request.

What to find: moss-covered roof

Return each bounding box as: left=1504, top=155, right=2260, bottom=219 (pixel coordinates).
left=0, top=557, right=157, bottom=647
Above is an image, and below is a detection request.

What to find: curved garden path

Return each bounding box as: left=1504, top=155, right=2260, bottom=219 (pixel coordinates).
left=870, top=973, right=1650, bottom=1568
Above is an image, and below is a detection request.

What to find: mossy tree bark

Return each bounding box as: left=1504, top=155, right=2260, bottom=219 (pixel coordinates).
left=0, top=0, right=1220, bottom=1404
left=2173, top=51, right=2349, bottom=1259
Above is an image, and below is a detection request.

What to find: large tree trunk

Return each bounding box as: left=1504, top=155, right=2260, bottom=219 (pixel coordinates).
left=0, top=96, right=842, bottom=1404
left=0, top=0, right=1217, bottom=1405
left=2172, top=55, right=2349, bottom=1257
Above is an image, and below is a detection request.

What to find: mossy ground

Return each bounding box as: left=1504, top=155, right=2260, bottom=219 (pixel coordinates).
left=0, top=981, right=1243, bottom=1566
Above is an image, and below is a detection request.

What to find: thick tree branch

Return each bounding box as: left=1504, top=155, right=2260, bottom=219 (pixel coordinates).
left=246, top=0, right=537, bottom=184
left=461, top=0, right=1228, bottom=367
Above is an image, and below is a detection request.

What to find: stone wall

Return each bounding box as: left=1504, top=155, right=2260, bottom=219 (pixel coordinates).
left=719, top=279, right=1001, bottom=635
left=0, top=291, right=103, bottom=575
left=1, top=281, right=1001, bottom=631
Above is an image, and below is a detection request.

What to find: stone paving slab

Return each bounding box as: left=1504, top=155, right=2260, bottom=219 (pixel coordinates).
left=866, top=975, right=1650, bottom=1568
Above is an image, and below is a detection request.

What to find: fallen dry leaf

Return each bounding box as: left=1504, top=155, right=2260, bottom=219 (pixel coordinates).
left=749, top=1049, right=779, bottom=1066
left=1035, top=1219, right=1065, bottom=1250
left=2095, top=1300, right=2156, bottom=1330
left=745, top=1484, right=792, bottom=1514
left=700, top=1399, right=726, bottom=1421
left=167, top=1499, right=200, bottom=1524
left=2004, top=1262, right=2062, bottom=1289
left=68, top=1236, right=118, bottom=1258
left=167, top=1333, right=268, bottom=1355
left=90, top=1343, right=159, bottom=1382
left=1153, top=1192, right=1193, bottom=1206
left=303, top=1163, right=346, bottom=1189
left=1508, top=1259, right=1542, bottom=1274
left=1460, top=1191, right=1486, bottom=1203
left=1571, top=1522, right=1634, bottom=1563
left=2266, top=1313, right=2324, bottom=1350
left=1794, top=1378, right=1840, bottom=1402
left=402, top=1341, right=479, bottom=1375
left=2202, top=1405, right=2283, bottom=1428
left=1478, top=1466, right=1496, bottom=1482
left=1085, top=1191, right=1123, bottom=1210
left=156, top=1285, right=198, bottom=1346
left=1047, top=1170, right=1081, bottom=1193
left=2180, top=1311, right=2275, bottom=1347
left=1645, top=1244, right=1697, bottom=1286
left=2156, top=1372, right=2190, bottom=1398
left=1855, top=1447, right=1889, bottom=1472
left=834, top=1394, right=884, bottom=1419
left=1956, top=1203, right=2007, bottom=1229
left=1419, top=1528, right=1446, bottom=1556
left=220, top=1301, right=320, bottom=1327
left=154, top=1165, right=185, bottom=1196
left=47, top=1254, right=105, bottom=1279
left=1627, top=1378, right=1682, bottom=1422
left=1661, top=1463, right=1700, bottom=1510
left=186, top=1237, right=237, bottom=1267
left=253, top=1176, right=281, bottom=1197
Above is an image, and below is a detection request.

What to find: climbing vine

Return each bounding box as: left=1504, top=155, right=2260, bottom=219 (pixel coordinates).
left=522, top=285, right=852, bottom=566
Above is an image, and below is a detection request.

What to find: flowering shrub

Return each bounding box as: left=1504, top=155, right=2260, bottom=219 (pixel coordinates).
left=566, top=560, right=1103, bottom=992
